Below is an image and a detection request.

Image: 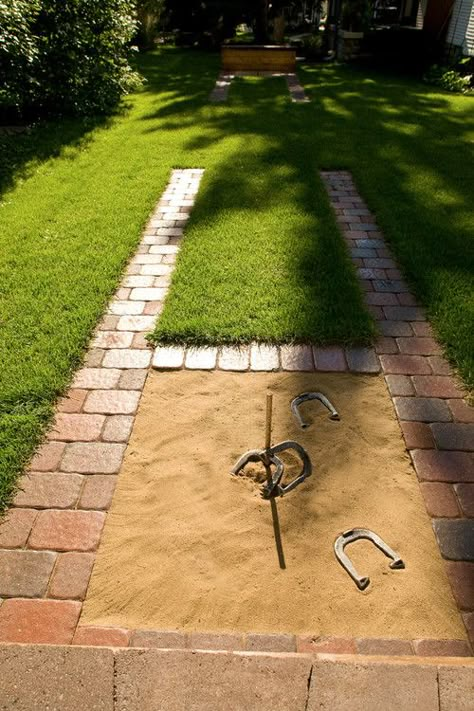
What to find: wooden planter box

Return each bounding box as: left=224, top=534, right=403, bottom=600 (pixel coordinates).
left=221, top=45, right=296, bottom=73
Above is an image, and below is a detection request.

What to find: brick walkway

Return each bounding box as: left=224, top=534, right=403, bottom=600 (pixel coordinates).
left=210, top=71, right=309, bottom=103
left=0, top=169, right=472, bottom=655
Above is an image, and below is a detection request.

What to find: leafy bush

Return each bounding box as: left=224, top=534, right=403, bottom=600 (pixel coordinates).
left=0, top=0, right=142, bottom=119
left=301, top=33, right=323, bottom=61
left=0, top=0, right=40, bottom=118
left=424, top=61, right=473, bottom=94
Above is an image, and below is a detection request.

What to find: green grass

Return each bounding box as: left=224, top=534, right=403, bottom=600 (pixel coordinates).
left=0, top=48, right=473, bottom=511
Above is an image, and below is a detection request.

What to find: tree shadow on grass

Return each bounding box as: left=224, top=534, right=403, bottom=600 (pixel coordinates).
left=140, top=54, right=473, bottom=384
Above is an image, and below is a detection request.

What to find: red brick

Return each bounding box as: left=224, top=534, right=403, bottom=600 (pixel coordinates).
left=29, top=510, right=105, bottom=551
left=428, top=356, right=452, bottom=375
left=73, top=626, right=130, bottom=647
left=312, top=347, right=347, bottom=371
left=0, top=550, right=56, bottom=597
left=297, top=636, right=356, bottom=654
left=57, top=389, right=87, bottom=413
left=0, top=509, right=37, bottom=548
left=380, top=355, right=432, bottom=375
left=375, top=337, right=398, bottom=355
left=29, top=441, right=65, bottom=472
left=0, top=599, right=81, bottom=644
left=84, top=390, right=140, bottom=415
left=448, top=400, right=474, bottom=424
left=49, top=552, right=95, bottom=600
left=412, top=376, right=464, bottom=399
left=400, top=422, right=435, bottom=449
left=14, top=472, right=83, bottom=509
left=413, top=639, right=471, bottom=657
left=48, top=414, right=105, bottom=442
left=346, top=347, right=380, bottom=373
left=61, top=442, right=125, bottom=474
left=445, top=561, right=474, bottom=609
left=396, top=338, right=441, bottom=356
left=431, top=423, right=474, bottom=451
left=356, top=638, right=414, bottom=655
left=454, top=484, right=474, bottom=517
left=79, top=475, right=117, bottom=510
left=102, top=415, right=134, bottom=442
left=420, top=482, right=460, bottom=518
left=412, top=450, right=474, bottom=483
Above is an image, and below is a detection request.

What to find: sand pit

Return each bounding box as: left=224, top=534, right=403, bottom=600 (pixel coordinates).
left=82, top=371, right=465, bottom=639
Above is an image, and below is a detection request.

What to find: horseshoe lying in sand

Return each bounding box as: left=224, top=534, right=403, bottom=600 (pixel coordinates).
left=291, top=392, right=340, bottom=429
left=334, top=528, right=405, bottom=591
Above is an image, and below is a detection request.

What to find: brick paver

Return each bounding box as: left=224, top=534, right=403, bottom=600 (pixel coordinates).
left=61, top=442, right=126, bottom=474
left=0, top=509, right=37, bottom=548
left=0, top=550, right=56, bottom=597
left=455, top=484, right=474, bottom=518
left=152, top=345, right=185, bottom=370
left=431, top=423, right=474, bottom=451
left=73, top=626, right=131, bottom=647
left=14, top=472, right=83, bottom=509
left=84, top=390, right=140, bottom=415
left=49, top=552, right=95, bottom=600
left=79, top=475, right=117, bottom=510
left=280, top=344, right=314, bottom=371
left=218, top=346, right=250, bottom=371
left=0, top=599, right=81, bottom=644
left=184, top=347, right=218, bottom=370
left=29, top=510, right=106, bottom=552
left=420, top=482, right=460, bottom=518
left=412, top=450, right=474, bottom=483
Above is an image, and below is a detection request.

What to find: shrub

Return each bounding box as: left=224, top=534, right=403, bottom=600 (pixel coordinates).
left=0, top=0, right=40, bottom=119
left=424, top=61, right=473, bottom=94
left=301, top=33, right=323, bottom=61
left=0, top=0, right=142, bottom=119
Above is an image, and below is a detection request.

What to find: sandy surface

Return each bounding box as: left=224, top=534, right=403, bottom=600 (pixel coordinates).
left=82, top=371, right=465, bottom=639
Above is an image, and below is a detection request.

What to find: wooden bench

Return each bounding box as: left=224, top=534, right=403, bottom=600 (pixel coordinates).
left=221, top=44, right=296, bottom=73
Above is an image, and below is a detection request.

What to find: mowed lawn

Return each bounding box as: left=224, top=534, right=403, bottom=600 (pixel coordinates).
left=0, top=49, right=473, bottom=511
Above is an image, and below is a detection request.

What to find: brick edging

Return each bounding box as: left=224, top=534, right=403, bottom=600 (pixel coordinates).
left=210, top=71, right=309, bottom=103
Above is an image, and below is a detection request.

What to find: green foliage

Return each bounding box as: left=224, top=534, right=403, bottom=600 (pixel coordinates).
left=301, top=33, right=323, bottom=61
left=0, top=0, right=141, bottom=118
left=0, top=0, right=40, bottom=116
left=423, top=63, right=473, bottom=94
left=342, top=0, right=371, bottom=32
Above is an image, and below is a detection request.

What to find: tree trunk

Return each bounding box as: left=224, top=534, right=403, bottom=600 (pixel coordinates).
left=254, top=0, right=269, bottom=43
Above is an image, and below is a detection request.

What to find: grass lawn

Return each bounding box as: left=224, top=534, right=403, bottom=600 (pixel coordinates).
left=0, top=48, right=472, bottom=511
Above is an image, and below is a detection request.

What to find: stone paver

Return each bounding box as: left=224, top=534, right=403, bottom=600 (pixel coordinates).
left=356, top=638, right=414, bottom=655
left=49, top=552, right=95, bottom=600
left=393, top=396, right=452, bottom=422
left=29, top=441, right=65, bottom=471
left=445, top=562, right=474, bottom=610
left=73, top=626, right=131, bottom=647
left=49, top=414, right=105, bottom=442
left=79, top=475, right=117, bottom=510
left=0, top=550, right=56, bottom=598
left=312, top=347, right=347, bottom=372
left=412, top=375, right=463, bottom=399
left=246, top=633, right=296, bottom=653
left=102, top=349, right=151, bottom=369
left=413, top=638, right=472, bottom=657
left=0, top=508, right=37, bottom=548
left=400, top=422, right=435, bottom=450
left=152, top=345, right=185, bottom=370
left=14, top=472, right=83, bottom=509
left=84, top=389, right=140, bottom=415
left=188, top=632, right=245, bottom=651
left=0, top=599, right=81, bottom=644
left=412, top=450, right=474, bottom=483
left=438, top=664, right=474, bottom=711
left=72, top=367, right=121, bottom=390
left=455, top=484, right=474, bottom=518
left=280, top=345, right=314, bottom=371
left=61, top=442, right=126, bottom=474
left=433, top=519, right=474, bottom=561
left=250, top=343, right=280, bottom=371
left=28, top=510, right=105, bottom=552
left=420, top=483, right=460, bottom=518
left=184, top=346, right=218, bottom=370
left=345, top=347, right=380, bottom=373
left=297, top=636, right=357, bottom=654
left=307, top=658, right=439, bottom=711
left=0, top=644, right=114, bottom=710
left=218, top=346, right=250, bottom=371
left=114, top=648, right=312, bottom=711
left=431, top=423, right=474, bottom=451
left=131, top=630, right=187, bottom=649
left=102, top=415, right=134, bottom=442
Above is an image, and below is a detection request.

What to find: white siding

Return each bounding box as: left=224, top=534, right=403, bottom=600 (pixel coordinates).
left=446, top=0, right=474, bottom=54
left=416, top=0, right=429, bottom=29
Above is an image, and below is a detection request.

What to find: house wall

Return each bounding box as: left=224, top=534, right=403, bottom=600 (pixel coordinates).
left=446, top=0, right=474, bottom=55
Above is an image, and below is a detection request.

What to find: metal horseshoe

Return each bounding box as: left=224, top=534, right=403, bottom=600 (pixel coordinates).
left=291, top=392, right=339, bottom=429
left=231, top=440, right=312, bottom=499
left=334, top=528, right=405, bottom=591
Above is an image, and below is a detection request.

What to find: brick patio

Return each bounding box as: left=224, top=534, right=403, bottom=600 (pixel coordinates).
left=0, top=169, right=472, bottom=656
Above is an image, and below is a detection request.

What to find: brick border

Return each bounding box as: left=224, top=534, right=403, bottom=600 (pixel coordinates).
left=0, top=169, right=204, bottom=645
left=0, top=168, right=472, bottom=655
left=210, top=71, right=309, bottom=103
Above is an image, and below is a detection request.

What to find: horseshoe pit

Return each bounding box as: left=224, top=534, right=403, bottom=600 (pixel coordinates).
left=81, top=370, right=466, bottom=642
